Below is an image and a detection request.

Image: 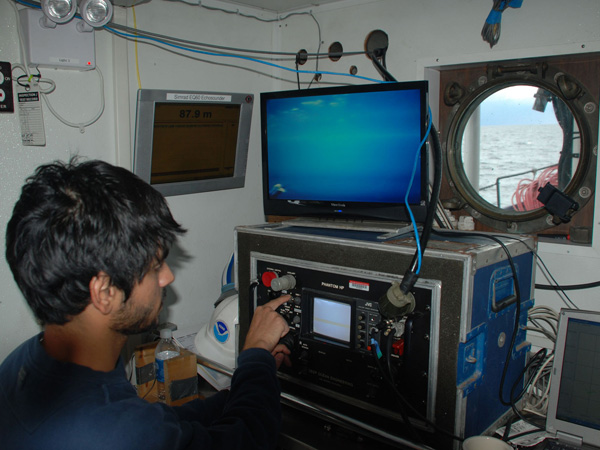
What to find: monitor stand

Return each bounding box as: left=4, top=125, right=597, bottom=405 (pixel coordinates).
left=278, top=217, right=419, bottom=240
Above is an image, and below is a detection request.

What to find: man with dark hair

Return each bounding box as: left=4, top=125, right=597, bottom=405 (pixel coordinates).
left=0, top=159, right=291, bottom=449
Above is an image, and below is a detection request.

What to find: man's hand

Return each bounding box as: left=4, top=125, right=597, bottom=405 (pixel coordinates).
left=243, top=295, right=292, bottom=368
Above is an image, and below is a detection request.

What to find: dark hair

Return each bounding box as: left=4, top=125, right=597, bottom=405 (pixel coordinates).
left=5, top=158, right=186, bottom=325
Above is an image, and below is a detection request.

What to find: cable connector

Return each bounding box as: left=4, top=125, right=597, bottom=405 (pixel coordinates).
left=370, top=338, right=383, bottom=359
left=400, top=271, right=419, bottom=294
left=378, top=281, right=416, bottom=319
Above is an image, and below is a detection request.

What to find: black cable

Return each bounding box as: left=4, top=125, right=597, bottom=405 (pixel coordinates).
left=536, top=280, right=600, bottom=291
left=510, top=347, right=554, bottom=432
left=502, top=236, right=578, bottom=309
left=394, top=118, right=442, bottom=297
left=370, top=341, right=423, bottom=444
left=243, top=281, right=260, bottom=346
left=369, top=53, right=397, bottom=84
left=509, top=348, right=547, bottom=404
left=501, top=416, right=515, bottom=442
left=504, top=427, right=545, bottom=441
left=432, top=229, right=522, bottom=408
left=248, top=280, right=259, bottom=305
left=408, top=122, right=442, bottom=276
left=383, top=329, right=396, bottom=385
left=509, top=400, right=545, bottom=435
left=142, top=378, right=157, bottom=400
left=374, top=53, right=443, bottom=294
left=17, top=74, right=37, bottom=88
left=371, top=325, right=464, bottom=445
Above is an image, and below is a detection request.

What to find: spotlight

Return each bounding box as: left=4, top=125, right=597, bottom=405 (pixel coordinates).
left=78, top=0, right=113, bottom=28
left=40, top=0, right=77, bottom=26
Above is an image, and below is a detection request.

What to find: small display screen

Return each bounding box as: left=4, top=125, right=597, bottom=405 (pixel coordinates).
left=556, top=318, right=600, bottom=430
left=150, top=102, right=240, bottom=185
left=312, top=297, right=352, bottom=343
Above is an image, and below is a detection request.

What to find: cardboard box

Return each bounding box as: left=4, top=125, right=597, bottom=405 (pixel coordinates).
left=134, top=341, right=199, bottom=406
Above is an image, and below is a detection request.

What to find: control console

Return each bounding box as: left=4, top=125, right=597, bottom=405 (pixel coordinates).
left=251, top=254, right=440, bottom=422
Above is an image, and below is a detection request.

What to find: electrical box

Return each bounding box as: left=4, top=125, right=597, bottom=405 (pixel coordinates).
left=18, top=8, right=96, bottom=70
left=235, top=222, right=535, bottom=449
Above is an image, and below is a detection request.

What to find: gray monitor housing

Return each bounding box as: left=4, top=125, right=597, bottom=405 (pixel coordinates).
left=133, top=88, right=254, bottom=197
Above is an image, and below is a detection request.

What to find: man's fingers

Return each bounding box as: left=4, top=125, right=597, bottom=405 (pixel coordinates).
left=263, top=294, right=291, bottom=310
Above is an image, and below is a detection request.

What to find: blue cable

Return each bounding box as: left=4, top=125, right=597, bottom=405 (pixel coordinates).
left=404, top=106, right=432, bottom=275
left=370, top=338, right=383, bottom=359
left=103, top=26, right=388, bottom=85
left=15, top=0, right=40, bottom=8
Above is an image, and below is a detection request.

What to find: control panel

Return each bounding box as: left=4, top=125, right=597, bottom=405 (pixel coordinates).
left=251, top=254, right=440, bottom=422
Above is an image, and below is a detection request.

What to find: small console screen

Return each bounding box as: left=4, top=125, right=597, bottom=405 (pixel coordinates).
left=313, top=297, right=352, bottom=343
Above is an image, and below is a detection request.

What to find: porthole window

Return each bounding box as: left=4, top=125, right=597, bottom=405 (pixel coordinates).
left=442, top=61, right=598, bottom=235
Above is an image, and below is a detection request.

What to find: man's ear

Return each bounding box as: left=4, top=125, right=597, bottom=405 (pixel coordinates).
left=89, top=271, right=121, bottom=315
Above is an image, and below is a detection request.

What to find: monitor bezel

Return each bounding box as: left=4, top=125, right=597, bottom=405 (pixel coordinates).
left=301, top=288, right=357, bottom=349
left=133, top=88, right=254, bottom=197
left=260, top=81, right=429, bottom=222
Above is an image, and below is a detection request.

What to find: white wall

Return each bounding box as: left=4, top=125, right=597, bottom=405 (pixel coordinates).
left=0, top=0, right=599, bottom=361
left=0, top=0, right=120, bottom=358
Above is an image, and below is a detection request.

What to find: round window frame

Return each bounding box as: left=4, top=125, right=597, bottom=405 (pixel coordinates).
left=444, top=64, right=598, bottom=234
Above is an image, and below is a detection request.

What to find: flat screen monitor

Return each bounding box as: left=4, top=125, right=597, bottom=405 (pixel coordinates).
left=133, top=89, right=254, bottom=197
left=260, top=81, right=429, bottom=222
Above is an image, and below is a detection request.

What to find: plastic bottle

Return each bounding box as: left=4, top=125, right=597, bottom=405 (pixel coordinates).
left=155, top=328, right=180, bottom=403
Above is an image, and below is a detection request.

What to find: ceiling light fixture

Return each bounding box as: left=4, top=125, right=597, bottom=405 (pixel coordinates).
left=40, top=0, right=77, bottom=27
left=38, top=0, right=113, bottom=30
left=78, top=0, right=113, bottom=29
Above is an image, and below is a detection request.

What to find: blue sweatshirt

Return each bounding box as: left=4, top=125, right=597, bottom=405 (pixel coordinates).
left=0, top=333, right=281, bottom=449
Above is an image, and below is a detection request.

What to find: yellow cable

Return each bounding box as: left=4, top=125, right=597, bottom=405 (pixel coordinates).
left=133, top=6, right=142, bottom=90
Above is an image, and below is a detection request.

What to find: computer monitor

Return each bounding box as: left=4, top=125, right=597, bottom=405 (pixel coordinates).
left=546, top=309, right=600, bottom=447
left=133, top=89, right=254, bottom=197
left=260, top=81, right=429, bottom=222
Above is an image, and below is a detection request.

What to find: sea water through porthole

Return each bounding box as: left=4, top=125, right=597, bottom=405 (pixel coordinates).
left=477, top=123, right=567, bottom=210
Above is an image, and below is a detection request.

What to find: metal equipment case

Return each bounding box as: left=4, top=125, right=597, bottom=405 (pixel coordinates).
left=235, top=222, right=535, bottom=448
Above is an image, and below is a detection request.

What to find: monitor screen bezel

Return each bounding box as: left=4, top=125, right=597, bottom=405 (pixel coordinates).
left=133, top=88, right=254, bottom=197
left=302, top=288, right=356, bottom=348
left=260, top=81, right=429, bottom=222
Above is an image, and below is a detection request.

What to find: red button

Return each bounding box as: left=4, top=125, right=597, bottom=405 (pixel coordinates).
left=261, top=271, right=278, bottom=287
